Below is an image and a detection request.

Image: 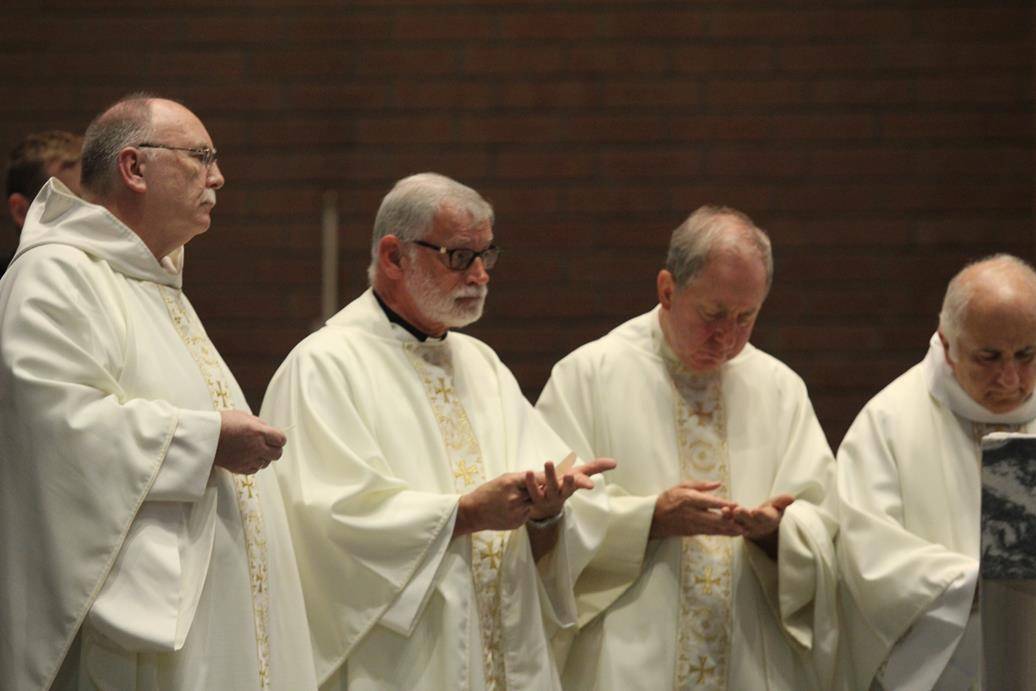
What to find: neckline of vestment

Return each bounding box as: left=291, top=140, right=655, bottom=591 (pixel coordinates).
left=923, top=331, right=1036, bottom=425
left=11, top=178, right=184, bottom=288
left=372, top=289, right=448, bottom=343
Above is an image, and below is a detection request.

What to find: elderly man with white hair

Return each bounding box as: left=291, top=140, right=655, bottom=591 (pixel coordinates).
left=536, top=205, right=841, bottom=690
left=0, top=94, right=316, bottom=690
left=261, top=172, right=616, bottom=690
left=837, top=253, right=1036, bottom=689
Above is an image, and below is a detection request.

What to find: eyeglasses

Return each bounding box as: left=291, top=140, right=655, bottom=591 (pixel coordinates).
left=410, top=239, right=501, bottom=271
left=136, top=142, right=219, bottom=167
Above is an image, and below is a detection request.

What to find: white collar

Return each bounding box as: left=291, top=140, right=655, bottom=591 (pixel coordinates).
left=923, top=332, right=1036, bottom=425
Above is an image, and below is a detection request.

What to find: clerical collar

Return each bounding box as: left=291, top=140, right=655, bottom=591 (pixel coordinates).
left=923, top=332, right=1036, bottom=425
left=372, top=290, right=444, bottom=342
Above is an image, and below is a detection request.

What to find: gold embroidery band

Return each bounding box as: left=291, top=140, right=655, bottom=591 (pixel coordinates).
left=159, top=286, right=272, bottom=690
left=404, top=342, right=508, bottom=691
left=666, top=360, right=733, bottom=691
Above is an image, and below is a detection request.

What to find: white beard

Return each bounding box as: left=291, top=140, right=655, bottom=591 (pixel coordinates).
left=405, top=266, right=488, bottom=329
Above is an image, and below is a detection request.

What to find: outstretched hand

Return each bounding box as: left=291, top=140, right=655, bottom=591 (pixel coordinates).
left=731, top=493, right=795, bottom=540
left=650, top=481, right=743, bottom=539
left=523, top=457, right=617, bottom=521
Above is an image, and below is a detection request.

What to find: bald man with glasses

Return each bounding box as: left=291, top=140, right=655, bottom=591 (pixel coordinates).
left=261, top=172, right=616, bottom=691
left=0, top=93, right=317, bottom=690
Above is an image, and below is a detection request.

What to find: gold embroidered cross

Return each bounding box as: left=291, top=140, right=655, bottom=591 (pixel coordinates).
left=453, top=458, right=479, bottom=486
left=689, top=655, right=715, bottom=684
left=478, top=540, right=504, bottom=570
left=433, top=376, right=453, bottom=401
left=241, top=476, right=256, bottom=498
left=694, top=566, right=722, bottom=595
left=213, top=380, right=233, bottom=409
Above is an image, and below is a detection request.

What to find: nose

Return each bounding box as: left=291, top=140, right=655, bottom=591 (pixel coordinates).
left=711, top=320, right=737, bottom=348
left=466, top=256, right=490, bottom=285
left=207, top=161, right=225, bottom=190
left=998, top=360, right=1022, bottom=388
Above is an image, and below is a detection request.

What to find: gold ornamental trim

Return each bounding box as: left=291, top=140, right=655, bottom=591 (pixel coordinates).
left=665, top=357, right=734, bottom=691
left=404, top=342, right=507, bottom=691
left=159, top=286, right=272, bottom=690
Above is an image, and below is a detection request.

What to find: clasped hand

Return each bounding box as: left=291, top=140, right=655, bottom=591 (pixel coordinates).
left=213, top=410, right=287, bottom=475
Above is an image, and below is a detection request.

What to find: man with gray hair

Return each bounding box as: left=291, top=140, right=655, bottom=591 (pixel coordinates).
left=261, top=172, right=616, bottom=690
left=537, top=205, right=841, bottom=690
left=0, top=94, right=316, bottom=689
left=838, top=254, right=1036, bottom=689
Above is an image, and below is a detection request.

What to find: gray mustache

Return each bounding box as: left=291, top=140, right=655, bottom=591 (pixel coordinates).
left=455, top=287, right=488, bottom=299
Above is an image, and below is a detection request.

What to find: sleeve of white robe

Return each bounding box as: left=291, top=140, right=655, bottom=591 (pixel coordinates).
left=735, top=370, right=842, bottom=689
left=536, top=353, right=656, bottom=628
left=261, top=342, right=460, bottom=685
left=836, top=402, right=978, bottom=689
left=500, top=359, right=614, bottom=628
left=0, top=249, right=222, bottom=690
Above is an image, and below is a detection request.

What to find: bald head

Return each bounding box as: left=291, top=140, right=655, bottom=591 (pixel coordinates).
left=939, top=254, right=1036, bottom=413
left=80, top=94, right=158, bottom=197
left=665, top=205, right=773, bottom=292
left=939, top=254, right=1036, bottom=350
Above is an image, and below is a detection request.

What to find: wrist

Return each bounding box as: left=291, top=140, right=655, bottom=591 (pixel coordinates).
left=527, top=509, right=564, bottom=529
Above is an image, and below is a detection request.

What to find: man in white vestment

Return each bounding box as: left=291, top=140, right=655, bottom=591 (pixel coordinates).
left=537, top=205, right=842, bottom=690
left=838, top=254, right=1036, bottom=690
left=0, top=94, right=317, bottom=690
left=261, top=172, right=616, bottom=690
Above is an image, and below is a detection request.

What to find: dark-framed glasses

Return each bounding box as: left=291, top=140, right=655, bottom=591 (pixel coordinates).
left=411, top=239, right=501, bottom=271
left=137, top=142, right=219, bottom=167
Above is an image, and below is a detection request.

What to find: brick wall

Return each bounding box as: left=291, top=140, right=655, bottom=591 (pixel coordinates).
left=2, top=1, right=1032, bottom=446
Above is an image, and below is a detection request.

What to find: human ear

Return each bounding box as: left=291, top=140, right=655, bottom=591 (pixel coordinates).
left=7, top=193, right=29, bottom=229
left=378, top=235, right=406, bottom=279
left=657, top=269, right=675, bottom=309
left=938, top=330, right=956, bottom=367
left=116, top=148, right=147, bottom=194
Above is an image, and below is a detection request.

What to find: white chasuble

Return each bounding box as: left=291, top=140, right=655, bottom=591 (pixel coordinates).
left=537, top=307, right=841, bottom=691
left=261, top=289, right=610, bottom=691
left=0, top=180, right=316, bottom=691
left=837, top=334, right=1036, bottom=690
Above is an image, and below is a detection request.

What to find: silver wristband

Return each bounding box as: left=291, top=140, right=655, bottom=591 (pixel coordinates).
left=527, top=510, right=564, bottom=529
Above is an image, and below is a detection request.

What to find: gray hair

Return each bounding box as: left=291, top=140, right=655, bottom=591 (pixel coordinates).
left=367, top=172, right=494, bottom=283
left=80, top=92, right=158, bottom=196
left=939, top=253, right=1036, bottom=347
left=665, top=205, right=773, bottom=290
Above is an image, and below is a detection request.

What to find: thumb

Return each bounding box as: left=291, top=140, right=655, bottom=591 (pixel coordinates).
left=771, top=494, right=795, bottom=511
left=262, top=425, right=287, bottom=447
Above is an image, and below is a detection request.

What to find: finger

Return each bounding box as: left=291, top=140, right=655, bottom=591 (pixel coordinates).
left=523, top=471, right=542, bottom=504
left=579, top=458, right=617, bottom=476
left=696, top=513, right=744, bottom=536
left=266, top=445, right=284, bottom=461
left=560, top=472, right=576, bottom=499
left=772, top=494, right=796, bottom=511
left=689, top=492, right=739, bottom=511
left=570, top=473, right=595, bottom=491
left=543, top=461, right=560, bottom=495
left=262, top=426, right=288, bottom=448
left=682, top=481, right=722, bottom=492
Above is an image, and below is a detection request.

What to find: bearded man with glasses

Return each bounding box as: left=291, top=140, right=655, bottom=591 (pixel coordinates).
left=0, top=93, right=317, bottom=690
left=261, top=172, right=617, bottom=691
